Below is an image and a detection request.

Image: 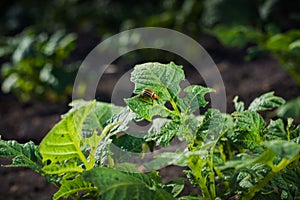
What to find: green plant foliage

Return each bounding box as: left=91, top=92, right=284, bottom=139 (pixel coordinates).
left=0, top=137, right=42, bottom=172
left=53, top=175, right=98, bottom=200
left=0, top=62, right=300, bottom=200
left=202, top=0, right=259, bottom=26
left=0, top=28, right=77, bottom=102
left=179, top=85, right=214, bottom=115
left=265, top=29, right=300, bottom=85
left=83, top=167, right=176, bottom=200
left=277, top=97, right=300, bottom=119
left=248, top=92, right=285, bottom=112
left=205, top=25, right=263, bottom=48
left=125, top=62, right=185, bottom=121
left=39, top=102, right=95, bottom=170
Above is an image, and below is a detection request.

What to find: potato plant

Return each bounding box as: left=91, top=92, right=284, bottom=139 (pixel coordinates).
left=0, top=62, right=299, bottom=200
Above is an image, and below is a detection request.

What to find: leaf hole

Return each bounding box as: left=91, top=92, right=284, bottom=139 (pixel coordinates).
left=164, top=101, right=174, bottom=110
left=134, top=120, right=150, bottom=127
left=45, top=159, right=51, bottom=165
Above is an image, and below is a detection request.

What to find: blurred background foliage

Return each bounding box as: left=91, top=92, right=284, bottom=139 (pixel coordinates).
left=0, top=0, right=299, bottom=118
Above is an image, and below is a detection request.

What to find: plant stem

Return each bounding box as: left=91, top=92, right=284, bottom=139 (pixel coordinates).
left=86, top=122, right=119, bottom=169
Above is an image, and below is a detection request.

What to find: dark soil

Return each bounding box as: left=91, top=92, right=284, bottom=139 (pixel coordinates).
left=0, top=38, right=299, bottom=199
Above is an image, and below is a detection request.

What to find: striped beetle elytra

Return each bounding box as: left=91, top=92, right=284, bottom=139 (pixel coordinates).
left=140, top=88, right=158, bottom=100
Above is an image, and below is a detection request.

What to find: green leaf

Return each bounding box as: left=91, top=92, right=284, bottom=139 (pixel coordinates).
left=289, top=39, right=300, bottom=50
left=125, top=62, right=185, bottom=121
left=179, top=85, right=214, bottom=115
left=83, top=101, right=123, bottom=132
left=177, top=115, right=200, bottom=143
left=266, top=119, right=287, bottom=140
left=248, top=92, right=285, bottom=112
left=53, top=175, right=97, bottom=200
left=82, top=167, right=176, bottom=200
left=109, top=107, right=142, bottom=134
left=178, top=196, right=204, bottom=200
left=147, top=118, right=179, bottom=147
left=233, top=111, right=265, bottom=134
left=94, top=137, right=113, bottom=166
left=125, top=96, right=172, bottom=121
left=144, top=149, right=189, bottom=170
left=263, top=140, right=300, bottom=160
left=205, top=25, right=262, bottom=48
left=233, top=96, right=245, bottom=112
left=65, top=100, right=122, bottom=129
left=217, top=150, right=275, bottom=171
left=266, top=33, right=293, bottom=51
left=266, top=118, right=300, bottom=142
left=232, top=111, right=265, bottom=149
left=42, top=160, right=83, bottom=175
left=279, top=166, right=300, bottom=198
left=277, top=97, right=300, bottom=119
left=162, top=178, right=185, bottom=197
left=130, top=62, right=184, bottom=100
left=0, top=137, right=42, bottom=172
left=197, top=109, right=228, bottom=142
left=112, top=133, right=145, bottom=153
left=39, top=101, right=95, bottom=170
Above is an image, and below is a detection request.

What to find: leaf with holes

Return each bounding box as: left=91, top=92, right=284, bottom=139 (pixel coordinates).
left=179, top=85, right=214, bottom=115
left=39, top=101, right=95, bottom=171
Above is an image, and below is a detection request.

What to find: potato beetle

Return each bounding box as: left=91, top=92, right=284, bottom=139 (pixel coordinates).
left=140, top=88, right=158, bottom=100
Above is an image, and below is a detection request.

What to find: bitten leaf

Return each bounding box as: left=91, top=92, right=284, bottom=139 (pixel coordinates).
left=130, top=62, right=184, bottom=100
left=231, top=111, right=266, bottom=149
left=179, top=85, right=214, bottom=115
left=125, top=97, right=172, bottom=121
left=125, top=62, right=184, bottom=121
left=0, top=137, right=42, bottom=172
left=147, top=118, right=179, bottom=147
left=248, top=92, right=285, bottom=112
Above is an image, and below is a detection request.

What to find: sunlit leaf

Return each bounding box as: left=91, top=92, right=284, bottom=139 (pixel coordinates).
left=43, top=160, right=83, bottom=175
left=39, top=101, right=95, bottom=168
left=125, top=62, right=184, bottom=121
left=130, top=62, right=184, bottom=100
